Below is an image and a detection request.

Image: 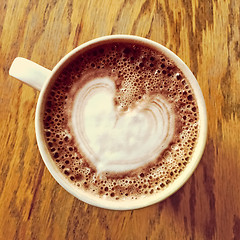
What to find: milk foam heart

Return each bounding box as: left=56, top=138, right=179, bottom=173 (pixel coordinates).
left=71, top=77, right=175, bottom=173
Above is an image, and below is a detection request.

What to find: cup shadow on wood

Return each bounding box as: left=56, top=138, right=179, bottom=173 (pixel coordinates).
left=159, top=137, right=218, bottom=239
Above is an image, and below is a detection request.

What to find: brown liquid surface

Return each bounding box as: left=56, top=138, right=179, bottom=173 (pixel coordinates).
left=43, top=42, right=199, bottom=200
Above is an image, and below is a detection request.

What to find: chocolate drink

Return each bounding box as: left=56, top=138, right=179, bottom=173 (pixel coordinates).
left=43, top=41, right=199, bottom=200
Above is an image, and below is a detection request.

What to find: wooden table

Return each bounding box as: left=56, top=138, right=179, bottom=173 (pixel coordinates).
left=1, top=0, right=239, bottom=239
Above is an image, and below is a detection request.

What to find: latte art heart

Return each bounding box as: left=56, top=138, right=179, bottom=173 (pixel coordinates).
left=71, top=77, right=175, bottom=173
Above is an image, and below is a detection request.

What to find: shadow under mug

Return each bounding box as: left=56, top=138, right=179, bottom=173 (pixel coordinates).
left=9, top=35, right=207, bottom=210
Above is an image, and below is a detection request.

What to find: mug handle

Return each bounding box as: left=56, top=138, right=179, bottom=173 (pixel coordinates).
left=9, top=57, right=51, bottom=91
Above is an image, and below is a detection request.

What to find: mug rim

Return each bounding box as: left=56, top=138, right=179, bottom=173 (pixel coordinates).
left=35, top=35, right=207, bottom=210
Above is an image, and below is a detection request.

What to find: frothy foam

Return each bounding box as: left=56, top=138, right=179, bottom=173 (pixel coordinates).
left=43, top=41, right=200, bottom=200
left=71, top=76, right=175, bottom=173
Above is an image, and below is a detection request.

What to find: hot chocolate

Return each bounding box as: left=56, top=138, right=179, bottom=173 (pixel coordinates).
left=43, top=41, right=199, bottom=200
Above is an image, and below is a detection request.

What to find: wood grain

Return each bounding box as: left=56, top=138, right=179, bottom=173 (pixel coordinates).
left=0, top=0, right=240, bottom=239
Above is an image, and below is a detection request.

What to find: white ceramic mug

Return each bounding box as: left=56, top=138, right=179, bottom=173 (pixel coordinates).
left=9, top=35, right=207, bottom=210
